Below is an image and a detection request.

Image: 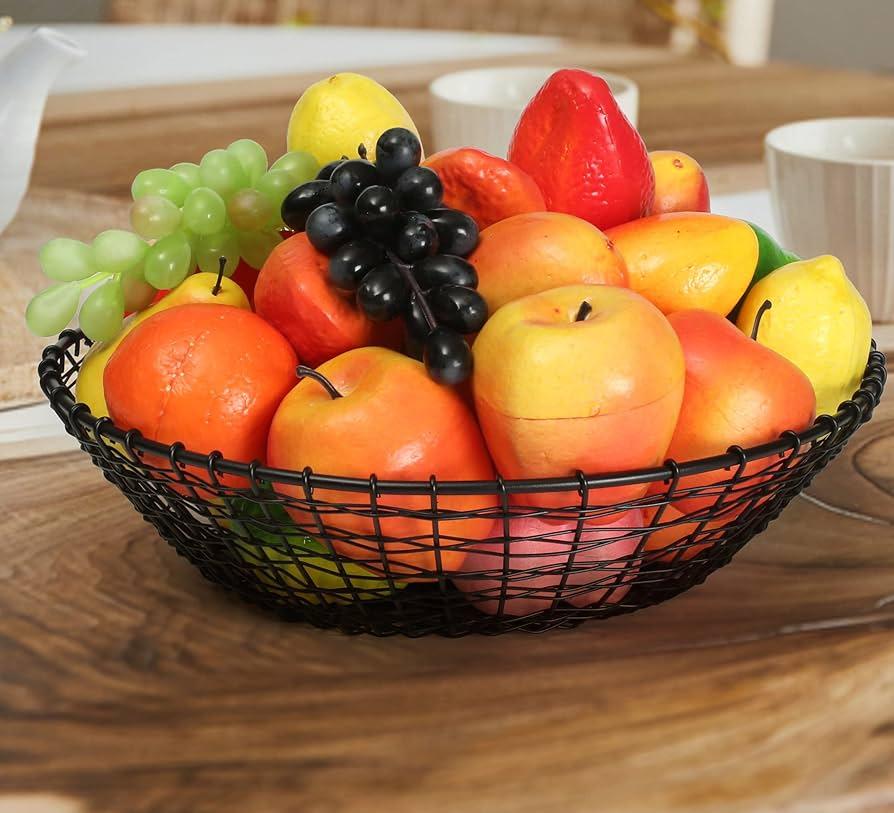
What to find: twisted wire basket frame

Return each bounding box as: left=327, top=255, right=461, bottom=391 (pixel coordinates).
left=39, top=330, right=887, bottom=636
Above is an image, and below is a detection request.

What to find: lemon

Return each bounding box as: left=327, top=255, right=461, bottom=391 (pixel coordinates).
left=736, top=255, right=872, bottom=416
left=286, top=73, right=420, bottom=166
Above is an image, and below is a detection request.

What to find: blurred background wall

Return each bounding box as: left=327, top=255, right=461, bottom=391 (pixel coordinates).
left=770, top=0, right=894, bottom=71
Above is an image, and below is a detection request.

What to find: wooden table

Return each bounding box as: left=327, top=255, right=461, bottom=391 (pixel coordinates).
left=2, top=43, right=894, bottom=813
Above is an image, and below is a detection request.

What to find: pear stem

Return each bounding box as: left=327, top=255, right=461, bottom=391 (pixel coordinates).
left=575, top=301, right=593, bottom=322
left=211, top=256, right=226, bottom=296
left=297, top=365, right=342, bottom=399
left=385, top=248, right=437, bottom=333
left=750, top=299, right=772, bottom=340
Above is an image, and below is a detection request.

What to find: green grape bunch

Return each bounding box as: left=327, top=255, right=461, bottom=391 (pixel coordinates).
left=26, top=139, right=320, bottom=344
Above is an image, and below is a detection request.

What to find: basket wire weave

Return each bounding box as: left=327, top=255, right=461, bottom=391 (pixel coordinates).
left=39, top=331, right=887, bottom=636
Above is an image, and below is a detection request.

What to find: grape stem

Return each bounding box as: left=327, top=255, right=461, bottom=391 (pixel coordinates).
left=750, top=299, right=772, bottom=340
left=212, top=256, right=226, bottom=296
left=77, top=271, right=112, bottom=289
left=297, top=365, right=343, bottom=399
left=385, top=249, right=437, bottom=332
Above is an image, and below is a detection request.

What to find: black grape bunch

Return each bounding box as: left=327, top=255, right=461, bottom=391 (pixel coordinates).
left=280, top=128, right=486, bottom=385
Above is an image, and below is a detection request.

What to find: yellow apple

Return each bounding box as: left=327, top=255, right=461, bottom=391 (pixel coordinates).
left=472, top=284, right=685, bottom=507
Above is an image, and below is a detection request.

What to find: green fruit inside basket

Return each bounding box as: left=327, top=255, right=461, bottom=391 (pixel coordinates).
left=226, top=495, right=406, bottom=604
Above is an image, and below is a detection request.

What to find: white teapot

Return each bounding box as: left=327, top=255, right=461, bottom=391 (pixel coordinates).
left=0, top=26, right=86, bottom=234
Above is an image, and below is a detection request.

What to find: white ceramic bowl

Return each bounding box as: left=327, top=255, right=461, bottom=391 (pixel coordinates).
left=766, top=117, right=894, bottom=323
left=428, top=66, right=639, bottom=158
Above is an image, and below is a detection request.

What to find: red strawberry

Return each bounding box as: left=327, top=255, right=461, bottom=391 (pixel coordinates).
left=508, top=69, right=654, bottom=231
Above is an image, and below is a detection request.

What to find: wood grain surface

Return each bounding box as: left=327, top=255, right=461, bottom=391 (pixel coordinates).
left=1, top=384, right=891, bottom=813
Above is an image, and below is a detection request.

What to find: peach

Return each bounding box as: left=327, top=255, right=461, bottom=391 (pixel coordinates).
left=649, top=150, right=710, bottom=215
left=454, top=510, right=644, bottom=616
left=468, top=212, right=627, bottom=313
left=472, top=285, right=685, bottom=508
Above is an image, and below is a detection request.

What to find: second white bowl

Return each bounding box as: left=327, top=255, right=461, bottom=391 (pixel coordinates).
left=766, top=117, right=894, bottom=323
left=429, top=66, right=639, bottom=158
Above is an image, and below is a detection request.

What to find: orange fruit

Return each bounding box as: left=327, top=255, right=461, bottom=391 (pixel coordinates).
left=104, top=304, right=297, bottom=480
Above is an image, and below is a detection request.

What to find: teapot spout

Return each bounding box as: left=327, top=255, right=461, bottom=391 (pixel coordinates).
left=0, top=26, right=87, bottom=234
left=4, top=26, right=87, bottom=89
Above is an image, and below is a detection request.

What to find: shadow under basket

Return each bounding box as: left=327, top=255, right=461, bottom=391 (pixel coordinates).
left=39, top=331, right=887, bottom=637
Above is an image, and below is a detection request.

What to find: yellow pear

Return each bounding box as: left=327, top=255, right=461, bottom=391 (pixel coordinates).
left=287, top=73, right=420, bottom=166
left=75, top=272, right=250, bottom=417
left=736, top=255, right=872, bottom=416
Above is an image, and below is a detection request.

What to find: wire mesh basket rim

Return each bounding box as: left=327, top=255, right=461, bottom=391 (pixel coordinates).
left=39, top=329, right=887, bottom=498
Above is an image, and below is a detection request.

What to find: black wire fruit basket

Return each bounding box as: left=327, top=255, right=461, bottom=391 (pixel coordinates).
left=39, top=330, right=886, bottom=636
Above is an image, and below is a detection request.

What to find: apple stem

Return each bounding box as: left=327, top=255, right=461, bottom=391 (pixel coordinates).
left=750, top=299, right=772, bottom=340
left=297, top=365, right=343, bottom=399
left=211, top=256, right=226, bottom=296
left=575, top=301, right=593, bottom=322
left=385, top=248, right=438, bottom=333
left=357, top=143, right=368, bottom=160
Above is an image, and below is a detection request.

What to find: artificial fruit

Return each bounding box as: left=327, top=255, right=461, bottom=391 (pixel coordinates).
left=736, top=254, right=872, bottom=416
left=472, top=284, right=685, bottom=507
left=76, top=270, right=250, bottom=417
left=469, top=211, right=627, bottom=313
left=104, top=303, right=297, bottom=483
left=454, top=510, right=644, bottom=615
left=508, top=69, right=654, bottom=230
left=287, top=73, right=420, bottom=167
left=664, top=309, right=816, bottom=512
left=649, top=150, right=710, bottom=214
left=255, top=232, right=401, bottom=367
left=606, top=212, right=758, bottom=316
left=423, top=147, right=545, bottom=229
left=267, top=346, right=495, bottom=577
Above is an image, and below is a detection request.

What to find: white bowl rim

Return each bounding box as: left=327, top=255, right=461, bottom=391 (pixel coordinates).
left=765, top=116, right=894, bottom=167
left=428, top=65, right=637, bottom=112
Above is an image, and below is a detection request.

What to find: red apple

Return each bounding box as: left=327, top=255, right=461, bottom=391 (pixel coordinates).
left=255, top=233, right=400, bottom=367
left=267, top=347, right=495, bottom=578
left=230, top=258, right=262, bottom=308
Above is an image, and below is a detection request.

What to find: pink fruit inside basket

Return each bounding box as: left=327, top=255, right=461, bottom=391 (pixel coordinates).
left=454, top=509, right=644, bottom=616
